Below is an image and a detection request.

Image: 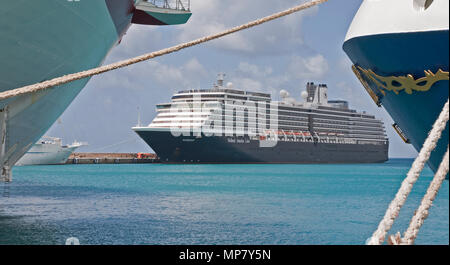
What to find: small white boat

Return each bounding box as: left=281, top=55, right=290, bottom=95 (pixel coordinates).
left=15, top=137, right=87, bottom=166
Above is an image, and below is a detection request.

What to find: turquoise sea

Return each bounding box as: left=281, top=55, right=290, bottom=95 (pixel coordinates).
left=0, top=159, right=448, bottom=245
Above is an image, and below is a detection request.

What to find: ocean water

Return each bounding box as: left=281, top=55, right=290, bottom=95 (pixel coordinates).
left=0, top=159, right=448, bottom=245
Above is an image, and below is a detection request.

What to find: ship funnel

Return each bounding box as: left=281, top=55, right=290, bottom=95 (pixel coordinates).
left=305, top=82, right=329, bottom=105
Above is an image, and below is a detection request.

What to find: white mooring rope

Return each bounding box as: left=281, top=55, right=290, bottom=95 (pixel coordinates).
left=367, top=100, right=449, bottom=245
left=391, top=147, right=449, bottom=245
left=0, top=0, right=328, bottom=101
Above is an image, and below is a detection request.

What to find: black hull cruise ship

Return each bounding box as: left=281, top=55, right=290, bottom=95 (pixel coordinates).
left=133, top=75, right=389, bottom=164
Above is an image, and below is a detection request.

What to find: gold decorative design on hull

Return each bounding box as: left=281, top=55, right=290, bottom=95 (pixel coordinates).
left=352, top=65, right=382, bottom=107
left=353, top=66, right=449, bottom=95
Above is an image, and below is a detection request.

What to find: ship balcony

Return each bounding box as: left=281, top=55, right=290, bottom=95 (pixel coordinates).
left=132, top=0, right=192, bottom=26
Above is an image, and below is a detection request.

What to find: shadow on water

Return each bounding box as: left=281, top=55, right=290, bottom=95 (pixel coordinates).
left=0, top=215, right=67, bottom=245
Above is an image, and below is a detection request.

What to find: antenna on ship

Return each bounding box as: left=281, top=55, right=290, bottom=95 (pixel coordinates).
left=217, top=73, right=226, bottom=87
left=137, top=106, right=142, bottom=127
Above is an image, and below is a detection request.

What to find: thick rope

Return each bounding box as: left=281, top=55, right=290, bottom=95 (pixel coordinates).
left=397, top=147, right=449, bottom=245
left=367, top=99, right=449, bottom=245
left=387, top=147, right=449, bottom=245
left=0, top=0, right=328, bottom=101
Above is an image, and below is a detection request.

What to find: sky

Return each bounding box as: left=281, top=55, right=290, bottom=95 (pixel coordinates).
left=47, top=0, right=418, bottom=158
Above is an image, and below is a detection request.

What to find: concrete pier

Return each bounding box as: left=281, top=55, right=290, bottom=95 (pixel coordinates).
left=65, top=153, right=160, bottom=164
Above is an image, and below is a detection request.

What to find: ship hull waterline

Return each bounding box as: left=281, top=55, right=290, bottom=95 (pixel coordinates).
left=134, top=130, right=389, bottom=164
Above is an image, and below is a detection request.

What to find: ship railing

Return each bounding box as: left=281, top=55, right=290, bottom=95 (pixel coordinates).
left=147, top=0, right=190, bottom=11
left=39, top=136, right=62, bottom=145
left=68, top=141, right=89, bottom=148
left=41, top=136, right=61, bottom=141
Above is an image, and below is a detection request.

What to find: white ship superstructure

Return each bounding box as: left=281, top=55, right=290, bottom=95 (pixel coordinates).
left=147, top=76, right=387, bottom=145
left=15, top=137, right=86, bottom=166
left=133, top=75, right=389, bottom=163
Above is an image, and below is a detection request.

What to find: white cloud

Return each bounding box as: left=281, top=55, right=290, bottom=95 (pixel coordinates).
left=232, top=61, right=294, bottom=95
left=336, top=81, right=355, bottom=100
left=90, top=57, right=209, bottom=95
left=176, top=0, right=318, bottom=55
left=288, top=54, right=329, bottom=80
left=184, top=57, right=209, bottom=77
left=128, top=57, right=209, bottom=92
left=335, top=80, right=378, bottom=112
left=231, top=77, right=263, bottom=92
left=238, top=62, right=273, bottom=77
left=338, top=56, right=353, bottom=73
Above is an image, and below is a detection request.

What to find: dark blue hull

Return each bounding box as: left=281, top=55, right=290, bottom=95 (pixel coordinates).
left=135, top=131, right=389, bottom=164
left=343, top=30, right=449, bottom=175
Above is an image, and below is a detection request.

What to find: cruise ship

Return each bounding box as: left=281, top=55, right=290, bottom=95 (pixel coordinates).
left=133, top=75, right=389, bottom=163
left=0, top=0, right=192, bottom=181
left=343, top=0, right=448, bottom=176
left=15, top=137, right=86, bottom=166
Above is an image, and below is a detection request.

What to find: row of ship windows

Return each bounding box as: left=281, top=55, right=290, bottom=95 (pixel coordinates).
left=152, top=120, right=386, bottom=136
left=278, top=106, right=375, bottom=119
left=277, top=111, right=379, bottom=124
left=156, top=114, right=382, bottom=131
left=155, top=119, right=384, bottom=133
left=314, top=118, right=381, bottom=127
left=166, top=99, right=373, bottom=120
left=158, top=103, right=377, bottom=121
left=313, top=122, right=385, bottom=132
left=165, top=103, right=375, bottom=119
left=152, top=122, right=387, bottom=140
left=157, top=108, right=382, bottom=127
left=154, top=115, right=384, bottom=131
left=157, top=123, right=387, bottom=142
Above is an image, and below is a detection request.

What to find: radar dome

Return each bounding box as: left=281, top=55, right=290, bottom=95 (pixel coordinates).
left=301, top=91, right=308, bottom=99
left=226, top=82, right=233, bottom=88
left=280, top=89, right=290, bottom=98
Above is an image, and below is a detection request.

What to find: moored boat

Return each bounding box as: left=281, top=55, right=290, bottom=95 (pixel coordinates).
left=15, top=137, right=86, bottom=166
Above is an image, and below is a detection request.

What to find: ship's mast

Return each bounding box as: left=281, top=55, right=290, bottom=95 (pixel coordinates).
left=137, top=106, right=142, bottom=127
left=217, top=73, right=226, bottom=87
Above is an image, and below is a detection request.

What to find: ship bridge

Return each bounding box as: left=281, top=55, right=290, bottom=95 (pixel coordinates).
left=132, top=0, right=192, bottom=26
